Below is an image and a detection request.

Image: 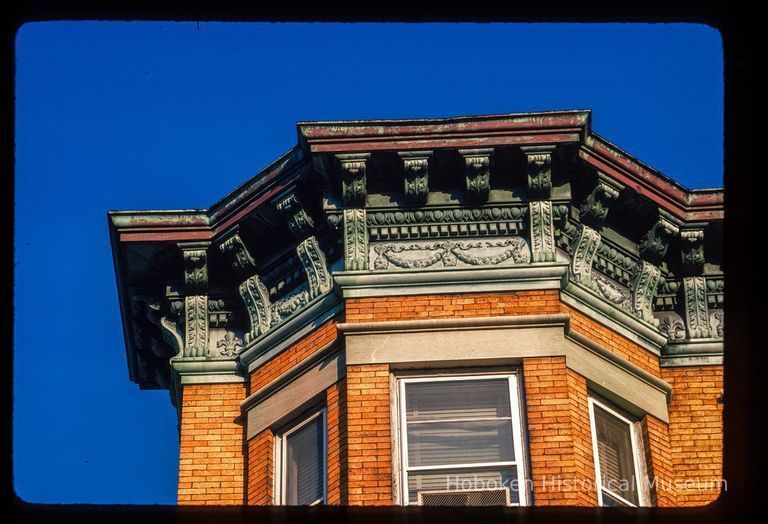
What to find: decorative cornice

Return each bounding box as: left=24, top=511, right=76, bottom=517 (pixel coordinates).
left=273, top=187, right=315, bottom=239
left=296, top=236, right=333, bottom=299
left=217, top=230, right=257, bottom=278
left=561, top=282, right=668, bottom=353
left=578, top=172, right=624, bottom=227
left=459, top=148, right=492, bottom=203
left=333, top=263, right=568, bottom=298
left=680, top=224, right=706, bottom=275
left=639, top=211, right=681, bottom=264
left=522, top=145, right=556, bottom=200
left=336, top=153, right=369, bottom=207
left=529, top=201, right=556, bottom=263
left=343, top=208, right=368, bottom=271
left=398, top=151, right=432, bottom=205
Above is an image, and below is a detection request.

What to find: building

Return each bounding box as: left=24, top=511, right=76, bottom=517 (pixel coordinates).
left=108, top=110, right=724, bottom=507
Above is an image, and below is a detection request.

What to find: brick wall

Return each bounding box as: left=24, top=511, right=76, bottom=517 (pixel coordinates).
left=327, top=379, right=347, bottom=505
left=345, top=364, right=393, bottom=505
left=345, top=290, right=560, bottom=323
left=178, top=383, right=247, bottom=505
left=642, top=414, right=677, bottom=507
left=661, top=366, right=724, bottom=506
left=246, top=429, right=274, bottom=505
left=229, top=289, right=723, bottom=508
left=522, top=357, right=598, bottom=506
left=250, top=318, right=339, bottom=391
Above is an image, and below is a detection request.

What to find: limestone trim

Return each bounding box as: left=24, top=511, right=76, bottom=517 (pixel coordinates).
left=338, top=313, right=670, bottom=422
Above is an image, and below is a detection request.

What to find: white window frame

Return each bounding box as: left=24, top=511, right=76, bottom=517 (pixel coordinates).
left=273, top=407, right=327, bottom=506
left=587, top=396, right=650, bottom=507
left=397, top=372, right=529, bottom=506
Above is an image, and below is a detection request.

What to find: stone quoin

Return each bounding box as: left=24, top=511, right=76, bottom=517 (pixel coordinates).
left=108, top=110, right=724, bottom=507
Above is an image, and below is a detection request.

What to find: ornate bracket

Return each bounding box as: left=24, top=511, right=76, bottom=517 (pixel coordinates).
left=343, top=208, right=368, bottom=270
left=216, top=230, right=272, bottom=345
left=296, top=235, right=333, bottom=299
left=336, top=153, right=369, bottom=207
left=273, top=187, right=315, bottom=239
left=522, top=145, right=555, bottom=200
left=680, top=224, right=706, bottom=275
left=459, top=148, right=492, bottom=203
left=240, top=275, right=272, bottom=343
left=218, top=230, right=257, bottom=278
left=639, top=211, right=681, bottom=263
left=180, top=242, right=210, bottom=358
left=630, top=260, right=661, bottom=326
left=399, top=151, right=431, bottom=205
left=529, top=200, right=556, bottom=262
left=569, top=223, right=601, bottom=291
left=579, top=172, right=624, bottom=227
left=683, top=276, right=712, bottom=338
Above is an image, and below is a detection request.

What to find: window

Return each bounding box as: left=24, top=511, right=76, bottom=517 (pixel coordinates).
left=397, top=373, right=528, bottom=506
left=588, top=397, right=649, bottom=507
left=274, top=408, right=327, bottom=505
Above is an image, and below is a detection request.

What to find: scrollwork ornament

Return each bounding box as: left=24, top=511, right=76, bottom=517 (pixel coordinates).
left=529, top=200, right=556, bottom=262
left=337, top=153, right=369, bottom=206
left=399, top=152, right=431, bottom=204
left=296, top=235, right=333, bottom=299
left=568, top=223, right=601, bottom=290
left=459, top=149, right=492, bottom=202
left=683, top=276, right=712, bottom=338
left=630, top=260, right=661, bottom=326
left=343, top=208, right=368, bottom=270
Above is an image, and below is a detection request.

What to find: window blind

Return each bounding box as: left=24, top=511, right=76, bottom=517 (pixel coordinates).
left=284, top=415, right=324, bottom=505
left=593, top=404, right=639, bottom=506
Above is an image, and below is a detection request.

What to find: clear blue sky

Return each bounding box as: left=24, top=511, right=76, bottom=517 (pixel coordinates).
left=13, top=22, right=723, bottom=504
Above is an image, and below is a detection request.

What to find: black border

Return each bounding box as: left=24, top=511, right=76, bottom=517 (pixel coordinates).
left=4, top=2, right=758, bottom=524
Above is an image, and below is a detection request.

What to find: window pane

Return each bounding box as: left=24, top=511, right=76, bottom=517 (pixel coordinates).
left=593, top=404, right=639, bottom=506
left=407, top=468, right=519, bottom=504
left=407, top=419, right=515, bottom=467
left=601, top=489, right=630, bottom=507
left=405, top=379, right=512, bottom=422
left=284, top=415, right=324, bottom=505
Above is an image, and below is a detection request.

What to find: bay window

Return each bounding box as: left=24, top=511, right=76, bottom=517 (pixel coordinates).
left=397, top=373, right=528, bottom=506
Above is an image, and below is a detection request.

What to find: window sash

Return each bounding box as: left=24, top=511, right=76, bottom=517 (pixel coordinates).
left=398, top=373, right=528, bottom=506
left=274, top=408, right=327, bottom=505
left=588, top=397, right=648, bottom=507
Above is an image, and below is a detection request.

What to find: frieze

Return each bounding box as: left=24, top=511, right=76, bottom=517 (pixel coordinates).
left=709, top=309, right=724, bottom=338
left=593, top=241, right=636, bottom=286
left=706, top=278, right=724, bottom=308
left=655, top=311, right=687, bottom=341
left=370, top=237, right=530, bottom=270
left=216, top=331, right=244, bottom=357
left=593, top=272, right=632, bottom=310
left=654, top=279, right=680, bottom=311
